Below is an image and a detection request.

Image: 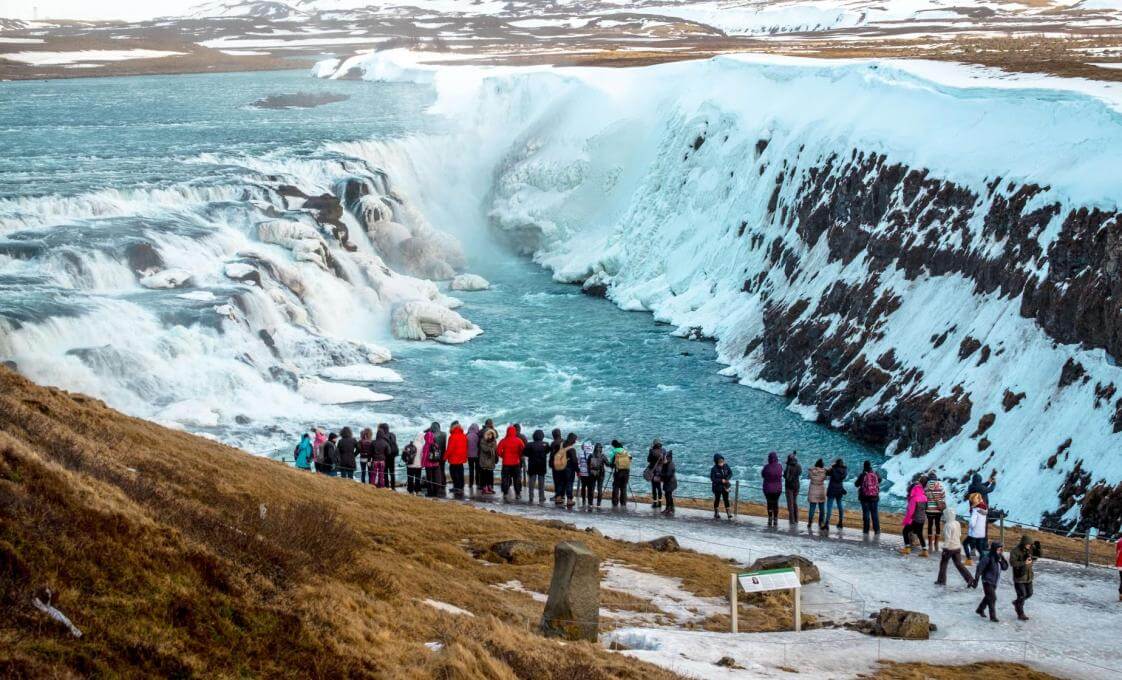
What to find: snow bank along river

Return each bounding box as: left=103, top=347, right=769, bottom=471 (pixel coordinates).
left=319, top=50, right=1122, bottom=530
left=0, top=68, right=886, bottom=506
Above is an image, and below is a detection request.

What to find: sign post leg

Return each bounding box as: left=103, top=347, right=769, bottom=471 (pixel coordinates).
left=793, top=567, right=801, bottom=632
left=730, top=573, right=738, bottom=634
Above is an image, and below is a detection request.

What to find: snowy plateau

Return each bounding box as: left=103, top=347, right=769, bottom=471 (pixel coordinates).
left=319, top=50, right=1122, bottom=532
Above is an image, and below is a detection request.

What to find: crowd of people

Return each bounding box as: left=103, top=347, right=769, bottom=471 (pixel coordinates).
left=291, top=424, right=1122, bottom=612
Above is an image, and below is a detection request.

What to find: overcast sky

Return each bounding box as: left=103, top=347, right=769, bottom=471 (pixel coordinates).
left=1, top=0, right=201, bottom=21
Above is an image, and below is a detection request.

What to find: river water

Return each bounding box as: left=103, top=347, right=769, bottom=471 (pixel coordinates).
left=0, top=69, right=891, bottom=505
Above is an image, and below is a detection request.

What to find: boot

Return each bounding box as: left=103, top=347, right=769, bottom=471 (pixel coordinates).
left=964, top=557, right=974, bottom=566
left=1015, top=604, right=1029, bottom=621
left=714, top=511, right=721, bottom=520
left=900, top=546, right=912, bottom=555
left=727, top=511, right=733, bottom=519
left=920, top=549, right=929, bottom=558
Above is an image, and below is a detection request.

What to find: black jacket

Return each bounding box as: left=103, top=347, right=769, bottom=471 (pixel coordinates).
left=710, top=463, right=733, bottom=494
left=974, top=543, right=1009, bottom=587
left=826, top=463, right=848, bottom=499
left=321, top=440, right=338, bottom=468
left=336, top=436, right=358, bottom=471
left=525, top=441, right=550, bottom=475
left=373, top=431, right=392, bottom=462
left=783, top=456, right=802, bottom=491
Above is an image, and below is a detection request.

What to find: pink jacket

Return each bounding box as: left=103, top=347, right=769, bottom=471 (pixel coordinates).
left=421, top=431, right=436, bottom=468
left=903, top=484, right=928, bottom=525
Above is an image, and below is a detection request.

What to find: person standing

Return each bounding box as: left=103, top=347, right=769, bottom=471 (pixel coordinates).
left=1010, top=535, right=1042, bottom=621
left=609, top=440, right=632, bottom=507
left=466, top=423, right=480, bottom=491
left=660, top=450, right=678, bottom=516
left=312, top=428, right=327, bottom=473
left=371, top=424, right=391, bottom=488
left=315, top=432, right=337, bottom=476
left=578, top=440, right=593, bottom=507
left=806, top=459, right=827, bottom=531
left=357, top=428, right=375, bottom=484
left=498, top=426, right=525, bottom=501
left=855, top=461, right=881, bottom=535
left=587, top=443, right=607, bottom=507
left=761, top=451, right=784, bottom=527
left=421, top=428, right=438, bottom=497
left=336, top=427, right=357, bottom=480
left=965, top=493, right=989, bottom=565
left=431, top=422, right=448, bottom=498
left=784, top=452, right=802, bottom=525
left=1115, top=537, right=1122, bottom=602
left=925, top=472, right=947, bottom=552
left=967, top=470, right=997, bottom=506
left=825, top=458, right=848, bottom=531
left=293, top=433, right=313, bottom=471
left=384, top=424, right=399, bottom=490
left=446, top=421, right=468, bottom=498
left=901, top=477, right=929, bottom=556
left=935, top=506, right=973, bottom=587
left=561, top=433, right=579, bottom=508
left=548, top=429, right=564, bottom=504
left=523, top=429, right=548, bottom=502
left=711, top=454, right=733, bottom=520
left=971, top=541, right=1009, bottom=622
left=402, top=437, right=421, bottom=494
left=647, top=439, right=666, bottom=509
left=477, top=427, right=498, bottom=495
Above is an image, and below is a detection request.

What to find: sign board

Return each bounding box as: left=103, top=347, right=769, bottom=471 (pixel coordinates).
left=738, top=567, right=801, bottom=594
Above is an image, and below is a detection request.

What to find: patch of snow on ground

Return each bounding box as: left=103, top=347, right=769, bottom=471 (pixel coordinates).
left=422, top=599, right=475, bottom=616
left=601, top=561, right=725, bottom=623
left=320, top=364, right=403, bottom=383
left=298, top=377, right=393, bottom=404
left=0, top=49, right=186, bottom=65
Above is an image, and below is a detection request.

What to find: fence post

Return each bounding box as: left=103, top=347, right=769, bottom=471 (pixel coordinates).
left=733, top=481, right=740, bottom=517
left=999, top=515, right=1005, bottom=545
left=1083, top=533, right=1090, bottom=567
left=729, top=573, right=738, bottom=634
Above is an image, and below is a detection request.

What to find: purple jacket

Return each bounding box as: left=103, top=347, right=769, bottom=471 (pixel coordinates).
left=761, top=451, right=784, bottom=495
left=466, top=423, right=480, bottom=459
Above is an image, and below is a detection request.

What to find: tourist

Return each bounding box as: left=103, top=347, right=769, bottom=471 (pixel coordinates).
left=966, top=470, right=997, bottom=506
left=431, top=422, right=447, bottom=497
left=761, top=451, right=784, bottom=527
left=825, top=458, right=848, bottom=530
left=587, top=443, right=607, bottom=506
left=710, top=454, right=733, bottom=520
left=901, top=477, right=928, bottom=556
left=855, top=461, right=881, bottom=535
left=293, top=432, right=313, bottom=471
left=647, top=439, right=665, bottom=509
left=446, top=421, right=468, bottom=498
left=477, top=427, right=498, bottom=495
left=1010, top=535, right=1042, bottom=621
left=336, top=427, right=357, bottom=480
left=466, top=423, right=480, bottom=491
left=371, top=424, right=392, bottom=488
left=971, top=541, right=1009, bottom=622
left=578, top=440, right=593, bottom=507
left=357, top=427, right=375, bottom=484
left=660, top=450, right=677, bottom=516
left=402, top=438, right=421, bottom=494
left=806, top=459, right=827, bottom=531
left=1115, top=537, right=1121, bottom=602
left=524, top=429, right=548, bottom=502
left=422, top=425, right=442, bottom=497
left=609, top=440, right=632, bottom=507
left=561, top=433, right=579, bottom=508
left=383, top=423, right=399, bottom=490
left=318, top=432, right=338, bottom=476
left=481, top=418, right=498, bottom=444
left=784, top=451, right=802, bottom=525
left=925, top=472, right=947, bottom=551
left=935, top=506, right=973, bottom=587
left=549, top=428, right=564, bottom=503
left=312, top=428, right=327, bottom=472
left=498, top=425, right=525, bottom=501
left=965, top=492, right=989, bottom=565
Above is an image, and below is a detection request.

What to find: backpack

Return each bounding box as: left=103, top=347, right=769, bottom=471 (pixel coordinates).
left=552, top=445, right=569, bottom=471
left=613, top=449, right=631, bottom=471
left=588, top=451, right=604, bottom=474
left=859, top=472, right=880, bottom=498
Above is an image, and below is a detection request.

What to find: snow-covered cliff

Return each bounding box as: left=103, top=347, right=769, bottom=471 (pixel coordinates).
left=322, top=52, right=1122, bottom=530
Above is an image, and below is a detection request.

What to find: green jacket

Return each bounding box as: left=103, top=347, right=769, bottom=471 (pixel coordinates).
left=1009, top=541, right=1041, bottom=583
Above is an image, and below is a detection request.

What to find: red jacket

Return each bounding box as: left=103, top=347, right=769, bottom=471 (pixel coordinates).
left=498, top=426, right=525, bottom=467
left=445, top=425, right=468, bottom=465
left=1116, top=538, right=1121, bottom=569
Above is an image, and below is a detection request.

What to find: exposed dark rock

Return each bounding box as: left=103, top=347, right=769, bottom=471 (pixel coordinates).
left=490, top=540, right=547, bottom=565
left=958, top=336, right=981, bottom=360
left=746, top=554, right=820, bottom=584
left=581, top=281, right=608, bottom=298
left=646, top=536, right=680, bottom=552
left=971, top=413, right=996, bottom=438
left=874, top=608, right=931, bottom=640
left=1002, top=390, right=1026, bottom=412
left=125, top=242, right=162, bottom=274
left=1058, top=358, right=1086, bottom=389
left=1045, top=438, right=1072, bottom=469
left=251, top=92, right=349, bottom=109
left=978, top=438, right=990, bottom=452
left=234, top=415, right=251, bottom=425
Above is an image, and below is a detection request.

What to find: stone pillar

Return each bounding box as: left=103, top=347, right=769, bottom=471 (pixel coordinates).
left=539, top=541, right=599, bottom=641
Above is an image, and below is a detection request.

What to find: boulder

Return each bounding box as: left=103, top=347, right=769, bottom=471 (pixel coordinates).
left=874, top=608, right=931, bottom=640
left=646, top=535, right=680, bottom=552
left=224, top=262, right=262, bottom=287
left=125, top=242, right=163, bottom=274
left=540, top=519, right=577, bottom=531
left=540, top=542, right=599, bottom=642
left=490, top=540, right=547, bottom=565
left=746, top=555, right=820, bottom=584
left=450, top=274, right=490, bottom=291
left=390, top=300, right=480, bottom=344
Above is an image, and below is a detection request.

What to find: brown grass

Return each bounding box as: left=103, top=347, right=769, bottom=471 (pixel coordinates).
left=865, top=661, right=1061, bottom=679
left=0, top=366, right=803, bottom=678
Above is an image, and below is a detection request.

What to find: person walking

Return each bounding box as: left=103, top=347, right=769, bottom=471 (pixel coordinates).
left=371, top=424, right=392, bottom=488
left=466, top=423, right=480, bottom=491
left=825, top=458, right=848, bottom=531
left=524, top=429, right=548, bottom=502
left=446, top=421, right=468, bottom=498
left=498, top=425, right=525, bottom=501
left=901, top=477, right=929, bottom=555
left=660, top=450, right=678, bottom=515
left=609, top=440, right=632, bottom=507
left=431, top=422, right=447, bottom=498
left=711, top=454, right=733, bottom=520
left=402, top=437, right=421, bottom=494
left=647, top=439, right=665, bottom=509
left=761, top=451, right=784, bottom=527
left=935, top=505, right=973, bottom=587
left=965, top=493, right=989, bottom=565
left=971, top=541, right=1009, bottom=622
left=315, top=432, right=337, bottom=476
left=784, top=452, right=802, bottom=525
left=855, top=461, right=881, bottom=535
left=587, top=443, right=607, bottom=507
left=336, top=427, right=357, bottom=480
left=925, top=472, right=947, bottom=552
left=357, top=428, right=375, bottom=484
left=807, top=459, right=827, bottom=531
left=293, top=432, right=313, bottom=471
left=578, top=440, right=593, bottom=507
left=1010, top=535, right=1042, bottom=621
left=477, top=426, right=498, bottom=495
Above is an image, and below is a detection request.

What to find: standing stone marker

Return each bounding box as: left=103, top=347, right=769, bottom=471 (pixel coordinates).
left=539, top=541, right=600, bottom=641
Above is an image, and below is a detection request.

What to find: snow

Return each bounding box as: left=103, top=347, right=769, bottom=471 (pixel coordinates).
left=494, top=579, right=548, bottom=603
left=0, top=37, right=44, bottom=44
left=422, top=598, right=475, bottom=616
left=199, top=36, right=382, bottom=49
left=449, top=273, right=490, bottom=291
left=0, top=49, right=186, bottom=65
left=390, top=299, right=481, bottom=343
left=298, top=377, right=393, bottom=404
left=139, top=269, right=193, bottom=289
left=601, top=561, right=725, bottom=623
left=176, top=290, right=217, bottom=302
left=319, top=364, right=403, bottom=383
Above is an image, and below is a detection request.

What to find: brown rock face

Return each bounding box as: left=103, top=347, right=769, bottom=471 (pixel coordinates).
left=875, top=608, right=931, bottom=640
left=746, top=555, right=820, bottom=584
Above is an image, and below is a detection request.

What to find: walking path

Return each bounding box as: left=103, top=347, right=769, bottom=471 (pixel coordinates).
left=461, top=494, right=1120, bottom=679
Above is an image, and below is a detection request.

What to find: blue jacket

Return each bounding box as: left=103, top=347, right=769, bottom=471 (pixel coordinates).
left=294, top=436, right=313, bottom=469
left=974, top=542, right=1008, bottom=586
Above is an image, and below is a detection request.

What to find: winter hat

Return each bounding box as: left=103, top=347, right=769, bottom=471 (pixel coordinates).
left=714, top=454, right=724, bottom=463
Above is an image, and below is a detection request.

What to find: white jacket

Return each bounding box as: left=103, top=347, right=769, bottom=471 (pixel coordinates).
left=968, top=506, right=988, bottom=539
left=941, top=506, right=963, bottom=551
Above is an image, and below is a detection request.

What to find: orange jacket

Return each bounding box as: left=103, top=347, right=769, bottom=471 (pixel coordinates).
left=445, top=425, right=468, bottom=465
left=498, top=426, right=525, bottom=467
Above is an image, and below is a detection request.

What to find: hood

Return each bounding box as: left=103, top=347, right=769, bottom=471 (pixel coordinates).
left=971, top=472, right=983, bottom=485
left=504, top=426, right=518, bottom=439
left=532, top=429, right=545, bottom=442
left=989, top=541, right=1003, bottom=552
left=714, top=454, right=724, bottom=464
left=300, top=433, right=310, bottom=441
left=450, top=424, right=463, bottom=435
left=909, top=484, right=927, bottom=500
left=942, top=505, right=957, bottom=523
left=467, top=423, right=480, bottom=435
left=786, top=453, right=798, bottom=463
left=767, top=451, right=779, bottom=464
left=429, top=422, right=441, bottom=433
left=1018, top=535, right=1032, bottom=548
